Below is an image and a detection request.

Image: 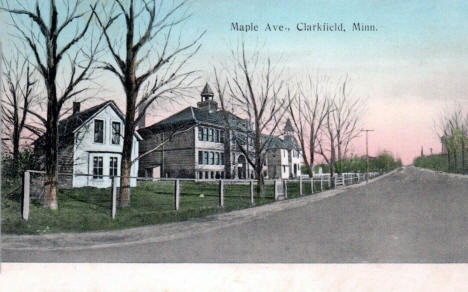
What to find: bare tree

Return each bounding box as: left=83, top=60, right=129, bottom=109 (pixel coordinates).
left=317, top=76, right=364, bottom=178
left=1, top=52, right=39, bottom=175
left=288, top=75, right=332, bottom=177
left=214, top=43, right=289, bottom=196
left=436, top=104, right=467, bottom=173
left=2, top=0, right=99, bottom=209
left=92, top=0, right=203, bottom=207
left=317, top=107, right=338, bottom=178
left=333, top=77, right=363, bottom=167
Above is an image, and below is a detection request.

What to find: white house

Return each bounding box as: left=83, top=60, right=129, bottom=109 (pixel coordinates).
left=266, top=147, right=291, bottom=179
left=265, top=119, right=302, bottom=179
left=34, top=100, right=141, bottom=188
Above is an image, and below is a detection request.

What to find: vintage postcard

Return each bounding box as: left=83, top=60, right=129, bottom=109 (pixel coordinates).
left=0, top=0, right=467, bottom=291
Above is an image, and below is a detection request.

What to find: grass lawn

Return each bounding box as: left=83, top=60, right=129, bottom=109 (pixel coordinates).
left=2, top=178, right=330, bottom=235
left=2, top=180, right=293, bottom=235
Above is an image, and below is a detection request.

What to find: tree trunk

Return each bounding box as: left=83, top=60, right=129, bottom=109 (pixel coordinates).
left=255, top=165, right=265, bottom=198
left=305, top=150, right=314, bottom=178
left=306, top=129, right=316, bottom=178
left=337, top=138, right=342, bottom=173
left=119, top=90, right=137, bottom=207
left=43, top=95, right=59, bottom=210
left=119, top=153, right=132, bottom=207
left=12, top=126, right=20, bottom=178
left=329, top=143, right=336, bottom=188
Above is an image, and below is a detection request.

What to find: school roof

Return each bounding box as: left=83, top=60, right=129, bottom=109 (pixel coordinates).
left=138, top=106, right=250, bottom=138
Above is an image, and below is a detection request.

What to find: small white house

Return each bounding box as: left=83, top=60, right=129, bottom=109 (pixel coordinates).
left=289, top=148, right=302, bottom=178
left=35, top=100, right=142, bottom=188
left=264, top=119, right=303, bottom=179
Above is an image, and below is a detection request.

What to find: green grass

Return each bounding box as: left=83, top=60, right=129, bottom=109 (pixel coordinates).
left=2, top=180, right=283, bottom=235
left=1, top=178, right=336, bottom=235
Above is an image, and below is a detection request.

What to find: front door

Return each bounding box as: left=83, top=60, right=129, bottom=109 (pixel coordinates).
left=237, top=155, right=246, bottom=179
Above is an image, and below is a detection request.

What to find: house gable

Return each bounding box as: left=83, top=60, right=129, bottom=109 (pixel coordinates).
left=73, top=101, right=142, bottom=141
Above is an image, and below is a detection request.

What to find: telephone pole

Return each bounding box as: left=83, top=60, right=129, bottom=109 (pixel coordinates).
left=361, top=129, right=374, bottom=183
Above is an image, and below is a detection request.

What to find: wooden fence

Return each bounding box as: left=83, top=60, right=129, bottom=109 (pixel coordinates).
left=21, top=170, right=380, bottom=221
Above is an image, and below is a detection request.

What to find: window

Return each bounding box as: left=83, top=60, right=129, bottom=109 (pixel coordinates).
left=215, top=152, right=220, bottom=165
left=203, top=128, right=208, bottom=141
left=203, top=151, right=209, bottom=165
left=145, top=168, right=153, bottom=178
left=109, top=157, right=118, bottom=177
left=208, top=128, right=213, bottom=142
left=198, top=127, right=204, bottom=141
left=93, top=156, right=103, bottom=179
left=220, top=130, right=224, bottom=143
left=209, top=152, right=214, bottom=165
left=199, top=171, right=203, bottom=179
left=215, top=130, right=219, bottom=142
left=111, top=122, right=121, bottom=144
left=220, top=153, right=224, bottom=165
left=94, top=120, right=104, bottom=143
left=198, top=151, right=203, bottom=164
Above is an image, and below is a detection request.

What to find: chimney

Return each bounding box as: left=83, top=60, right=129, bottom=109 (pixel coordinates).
left=73, top=102, right=80, bottom=115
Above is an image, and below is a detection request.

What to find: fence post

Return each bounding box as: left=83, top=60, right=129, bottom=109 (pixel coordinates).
left=343, top=173, right=346, bottom=186
left=111, top=177, right=117, bottom=219
left=250, top=180, right=255, bottom=207
left=219, top=180, right=224, bottom=208
left=22, top=170, right=30, bottom=221
left=311, top=178, right=314, bottom=194
left=299, top=176, right=303, bottom=197
left=174, top=179, right=180, bottom=211
left=283, top=180, right=288, bottom=199
left=274, top=180, right=279, bottom=200
left=328, top=175, right=331, bottom=189
left=299, top=176, right=303, bottom=196
left=320, top=176, right=323, bottom=191
left=333, top=175, right=336, bottom=188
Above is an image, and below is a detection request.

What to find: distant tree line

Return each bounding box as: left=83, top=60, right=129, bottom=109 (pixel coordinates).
left=306, top=151, right=402, bottom=175
left=414, top=104, right=467, bottom=174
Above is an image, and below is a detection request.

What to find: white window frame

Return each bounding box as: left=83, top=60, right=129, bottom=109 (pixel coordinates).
left=109, top=156, right=119, bottom=177
left=93, top=119, right=105, bottom=144
left=111, top=121, right=121, bottom=145
left=92, top=156, right=104, bottom=179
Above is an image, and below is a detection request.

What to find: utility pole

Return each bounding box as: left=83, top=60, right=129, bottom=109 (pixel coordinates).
left=361, top=129, right=374, bottom=183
